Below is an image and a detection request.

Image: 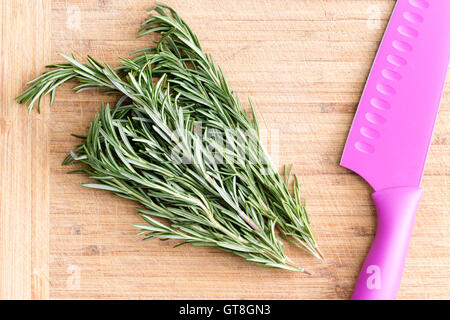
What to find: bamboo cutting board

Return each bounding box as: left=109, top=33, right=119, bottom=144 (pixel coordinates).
left=1, top=0, right=449, bottom=300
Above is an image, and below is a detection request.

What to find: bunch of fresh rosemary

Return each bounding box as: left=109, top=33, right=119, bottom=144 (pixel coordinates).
left=17, top=3, right=320, bottom=271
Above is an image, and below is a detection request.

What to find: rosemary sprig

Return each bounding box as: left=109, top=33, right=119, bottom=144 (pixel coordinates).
left=16, top=3, right=320, bottom=270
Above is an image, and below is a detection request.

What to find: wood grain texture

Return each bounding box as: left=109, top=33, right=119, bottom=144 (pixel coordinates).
left=1, top=0, right=449, bottom=299
left=0, top=0, right=51, bottom=299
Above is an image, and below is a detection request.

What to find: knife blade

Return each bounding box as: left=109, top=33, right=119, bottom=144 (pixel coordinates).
left=340, top=0, right=450, bottom=299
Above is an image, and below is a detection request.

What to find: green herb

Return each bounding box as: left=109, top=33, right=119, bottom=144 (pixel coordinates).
left=16, top=3, right=321, bottom=271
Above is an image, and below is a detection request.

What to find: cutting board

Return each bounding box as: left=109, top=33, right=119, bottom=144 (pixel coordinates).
left=1, top=0, right=449, bottom=299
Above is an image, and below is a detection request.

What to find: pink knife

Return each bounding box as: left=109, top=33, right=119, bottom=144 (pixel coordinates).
left=340, top=0, right=450, bottom=300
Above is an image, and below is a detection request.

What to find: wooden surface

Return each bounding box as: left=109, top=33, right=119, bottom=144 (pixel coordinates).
left=1, top=0, right=449, bottom=300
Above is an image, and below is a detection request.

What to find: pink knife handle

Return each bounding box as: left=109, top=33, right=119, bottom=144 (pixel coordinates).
left=352, top=187, right=423, bottom=300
